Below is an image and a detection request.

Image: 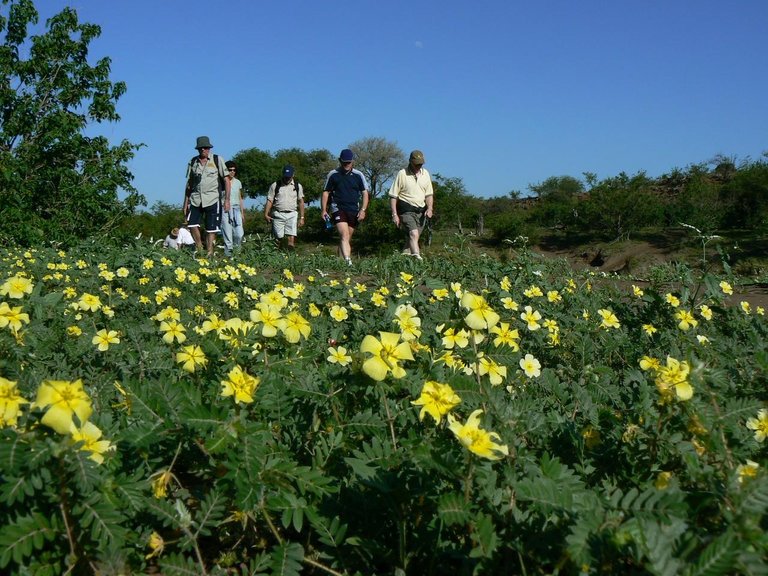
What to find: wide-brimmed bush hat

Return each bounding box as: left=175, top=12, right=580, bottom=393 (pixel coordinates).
left=195, top=136, right=213, bottom=149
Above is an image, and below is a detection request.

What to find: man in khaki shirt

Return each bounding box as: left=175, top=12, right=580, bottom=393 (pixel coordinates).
left=264, top=165, right=305, bottom=250
left=389, top=150, right=434, bottom=260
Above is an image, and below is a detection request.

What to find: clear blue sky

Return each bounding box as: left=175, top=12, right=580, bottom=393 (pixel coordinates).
left=38, top=0, right=768, bottom=209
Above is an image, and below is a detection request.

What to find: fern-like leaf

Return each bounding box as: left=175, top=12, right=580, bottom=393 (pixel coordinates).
left=685, top=531, right=740, bottom=576
left=0, top=513, right=56, bottom=569
left=269, top=541, right=304, bottom=576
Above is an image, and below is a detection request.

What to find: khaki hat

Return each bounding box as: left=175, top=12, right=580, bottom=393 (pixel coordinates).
left=409, top=150, right=425, bottom=164
left=195, top=135, right=213, bottom=149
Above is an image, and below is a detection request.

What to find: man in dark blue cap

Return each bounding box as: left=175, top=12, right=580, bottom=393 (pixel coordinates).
left=264, top=164, right=305, bottom=250
left=321, top=149, right=369, bottom=265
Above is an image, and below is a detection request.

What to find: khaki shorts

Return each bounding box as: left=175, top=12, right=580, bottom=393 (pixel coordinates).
left=271, top=211, right=298, bottom=238
left=400, top=211, right=425, bottom=233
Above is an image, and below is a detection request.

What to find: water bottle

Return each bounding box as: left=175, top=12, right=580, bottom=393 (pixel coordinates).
left=324, top=214, right=333, bottom=230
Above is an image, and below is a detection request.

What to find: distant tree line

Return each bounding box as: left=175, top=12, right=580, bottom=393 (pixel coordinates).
left=2, top=0, right=766, bottom=250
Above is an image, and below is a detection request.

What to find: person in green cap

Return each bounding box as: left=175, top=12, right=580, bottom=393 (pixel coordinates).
left=388, top=150, right=434, bottom=260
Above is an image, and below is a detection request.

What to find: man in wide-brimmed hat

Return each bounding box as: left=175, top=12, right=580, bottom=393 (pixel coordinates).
left=182, top=136, right=231, bottom=256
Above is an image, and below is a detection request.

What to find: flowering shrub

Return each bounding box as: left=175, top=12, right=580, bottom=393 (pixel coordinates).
left=0, top=244, right=766, bottom=575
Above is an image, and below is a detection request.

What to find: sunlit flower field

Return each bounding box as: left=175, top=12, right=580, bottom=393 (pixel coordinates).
left=0, top=241, right=766, bottom=575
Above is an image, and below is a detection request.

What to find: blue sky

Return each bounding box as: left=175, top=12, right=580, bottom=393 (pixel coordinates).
left=37, top=0, right=768, bottom=209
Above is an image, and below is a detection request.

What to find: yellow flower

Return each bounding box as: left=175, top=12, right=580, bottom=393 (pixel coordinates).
left=201, top=313, right=227, bottom=334
left=327, top=346, right=352, bottom=366
left=642, top=324, right=657, bottom=336
left=520, top=305, right=542, bottom=331
left=654, top=356, right=693, bottom=401
left=0, top=274, right=34, bottom=298
left=719, top=281, right=733, bottom=296
left=447, top=409, right=509, bottom=460
left=411, top=381, right=461, bottom=424
left=519, top=353, right=541, bottom=378
left=489, top=322, right=520, bottom=350
left=34, top=379, right=93, bottom=434
left=145, top=531, right=165, bottom=559
left=500, top=276, right=512, bottom=291
left=360, top=331, right=414, bottom=381
left=523, top=285, right=543, bottom=298
left=394, top=304, right=422, bottom=341
left=329, top=304, right=349, bottom=322
left=639, top=356, right=660, bottom=371
left=150, top=469, right=177, bottom=499
left=632, top=285, right=644, bottom=297
left=736, top=460, right=759, bottom=483
left=69, top=421, right=113, bottom=465
left=547, top=290, right=562, bottom=303
left=665, top=293, right=680, bottom=307
left=250, top=304, right=285, bottom=338
left=740, top=301, right=752, bottom=315
left=746, top=409, right=768, bottom=442
left=176, top=345, right=208, bottom=373
left=0, top=377, right=29, bottom=427
left=501, top=297, right=519, bottom=311
left=158, top=320, right=186, bottom=344
left=699, top=305, right=713, bottom=320
left=441, top=327, right=470, bottom=349
left=460, top=292, right=500, bottom=330
left=282, top=311, right=311, bottom=343
left=655, top=471, right=673, bottom=490
left=597, top=308, right=620, bottom=329
left=92, top=328, right=120, bottom=351
left=432, top=288, right=449, bottom=301
left=674, top=309, right=698, bottom=331
left=308, top=302, right=321, bottom=317
left=220, top=365, right=260, bottom=404
left=78, top=293, right=102, bottom=312
left=477, top=355, right=507, bottom=385
left=0, top=302, right=30, bottom=332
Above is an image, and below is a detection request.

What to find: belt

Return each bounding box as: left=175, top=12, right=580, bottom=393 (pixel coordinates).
left=274, top=209, right=297, bottom=213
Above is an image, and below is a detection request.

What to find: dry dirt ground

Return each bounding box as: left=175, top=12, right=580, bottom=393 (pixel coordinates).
left=530, top=235, right=768, bottom=310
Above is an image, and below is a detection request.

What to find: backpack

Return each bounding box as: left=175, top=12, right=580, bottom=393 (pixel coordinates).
left=273, top=179, right=301, bottom=203
left=186, top=154, right=226, bottom=196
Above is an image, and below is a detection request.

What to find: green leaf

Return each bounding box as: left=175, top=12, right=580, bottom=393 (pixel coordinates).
left=437, top=492, right=472, bottom=526
left=269, top=541, right=304, bottom=576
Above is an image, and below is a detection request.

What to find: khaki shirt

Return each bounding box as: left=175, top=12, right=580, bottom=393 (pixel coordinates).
left=267, top=179, right=304, bottom=212
left=186, top=155, right=227, bottom=208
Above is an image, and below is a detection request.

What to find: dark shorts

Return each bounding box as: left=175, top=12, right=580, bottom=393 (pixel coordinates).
left=187, top=202, right=221, bottom=233
left=332, top=210, right=359, bottom=227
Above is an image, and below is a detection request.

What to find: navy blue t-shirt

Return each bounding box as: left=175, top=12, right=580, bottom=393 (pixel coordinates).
left=324, top=168, right=368, bottom=213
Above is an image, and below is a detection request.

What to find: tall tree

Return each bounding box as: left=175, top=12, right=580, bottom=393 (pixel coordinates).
left=231, top=146, right=334, bottom=204
left=348, top=136, right=405, bottom=198
left=0, top=0, right=144, bottom=246
left=528, top=175, right=584, bottom=229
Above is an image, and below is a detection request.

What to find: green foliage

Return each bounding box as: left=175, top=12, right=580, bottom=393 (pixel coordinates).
left=579, top=171, right=664, bottom=240
left=528, top=174, right=584, bottom=229
left=0, top=0, right=144, bottom=247
left=231, top=146, right=335, bottom=204
left=0, top=234, right=766, bottom=574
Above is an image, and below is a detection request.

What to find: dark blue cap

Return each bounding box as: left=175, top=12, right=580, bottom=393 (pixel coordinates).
left=339, top=149, right=355, bottom=162
left=282, top=165, right=294, bottom=178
